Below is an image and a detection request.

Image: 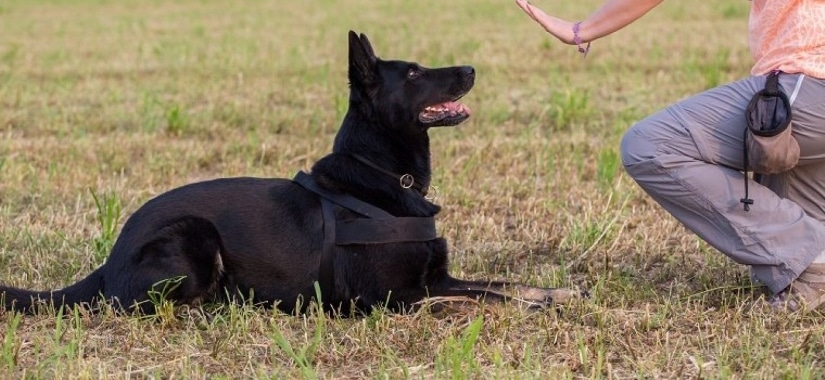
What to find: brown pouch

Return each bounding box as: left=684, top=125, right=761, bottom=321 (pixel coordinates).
left=740, top=71, right=799, bottom=211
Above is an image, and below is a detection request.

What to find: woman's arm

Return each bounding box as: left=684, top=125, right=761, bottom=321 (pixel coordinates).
left=515, top=0, right=664, bottom=45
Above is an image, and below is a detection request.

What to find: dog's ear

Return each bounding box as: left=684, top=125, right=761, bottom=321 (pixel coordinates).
left=357, top=33, right=377, bottom=61
left=348, top=30, right=377, bottom=86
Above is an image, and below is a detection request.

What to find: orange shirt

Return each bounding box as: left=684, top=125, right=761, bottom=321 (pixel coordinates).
left=749, top=0, right=825, bottom=78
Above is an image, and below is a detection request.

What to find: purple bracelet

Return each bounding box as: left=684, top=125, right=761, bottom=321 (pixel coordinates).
left=572, top=21, right=591, bottom=57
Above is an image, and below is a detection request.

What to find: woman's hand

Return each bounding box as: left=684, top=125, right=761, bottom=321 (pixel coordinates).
left=514, top=0, right=576, bottom=44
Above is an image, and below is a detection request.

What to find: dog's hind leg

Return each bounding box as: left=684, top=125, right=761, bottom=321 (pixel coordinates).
left=110, top=217, right=225, bottom=314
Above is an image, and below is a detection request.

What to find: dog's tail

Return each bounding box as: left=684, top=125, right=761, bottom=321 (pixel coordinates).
left=0, top=268, right=104, bottom=313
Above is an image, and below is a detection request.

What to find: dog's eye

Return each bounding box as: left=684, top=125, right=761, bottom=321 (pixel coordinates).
left=407, top=68, right=421, bottom=80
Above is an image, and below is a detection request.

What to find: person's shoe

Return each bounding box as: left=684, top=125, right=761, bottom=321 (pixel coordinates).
left=769, top=263, right=825, bottom=312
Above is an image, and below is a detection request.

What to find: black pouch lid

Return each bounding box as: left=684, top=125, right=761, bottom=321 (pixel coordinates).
left=746, top=71, right=792, bottom=137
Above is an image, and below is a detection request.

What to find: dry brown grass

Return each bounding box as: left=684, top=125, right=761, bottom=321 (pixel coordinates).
left=2, top=0, right=824, bottom=378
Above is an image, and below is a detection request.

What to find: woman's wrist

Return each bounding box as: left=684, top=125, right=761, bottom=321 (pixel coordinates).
left=572, top=21, right=591, bottom=56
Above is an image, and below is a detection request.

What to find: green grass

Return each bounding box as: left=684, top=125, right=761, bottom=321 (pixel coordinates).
left=1, top=0, right=824, bottom=378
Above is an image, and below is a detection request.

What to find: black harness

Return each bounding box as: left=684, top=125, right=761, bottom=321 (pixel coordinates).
left=292, top=170, right=437, bottom=302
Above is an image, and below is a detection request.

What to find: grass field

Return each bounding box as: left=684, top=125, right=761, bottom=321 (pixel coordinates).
left=1, top=0, right=823, bottom=378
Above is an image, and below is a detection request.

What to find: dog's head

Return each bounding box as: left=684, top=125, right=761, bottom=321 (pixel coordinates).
left=347, top=31, right=474, bottom=130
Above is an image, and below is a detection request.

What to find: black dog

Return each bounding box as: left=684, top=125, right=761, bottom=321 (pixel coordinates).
left=1, top=31, right=576, bottom=316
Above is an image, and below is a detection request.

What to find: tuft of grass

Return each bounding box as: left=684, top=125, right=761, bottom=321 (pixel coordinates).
left=270, top=318, right=322, bottom=380
left=269, top=283, right=326, bottom=379
left=41, top=307, right=85, bottom=370
left=144, top=275, right=187, bottom=323
left=165, top=104, right=188, bottom=136
left=435, top=315, right=484, bottom=379
left=1, top=313, right=21, bottom=371
left=90, top=189, right=122, bottom=262
left=547, top=88, right=594, bottom=131
left=596, top=147, right=620, bottom=190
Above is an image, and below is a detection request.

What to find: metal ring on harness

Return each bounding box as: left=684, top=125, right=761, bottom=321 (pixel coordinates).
left=399, top=174, right=414, bottom=189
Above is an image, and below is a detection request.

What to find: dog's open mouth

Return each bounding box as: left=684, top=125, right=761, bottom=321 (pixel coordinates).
left=419, top=99, right=472, bottom=126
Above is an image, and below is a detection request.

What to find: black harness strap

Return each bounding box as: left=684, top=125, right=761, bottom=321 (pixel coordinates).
left=294, top=171, right=392, bottom=218
left=292, top=171, right=437, bottom=302
left=318, top=198, right=337, bottom=303
left=336, top=217, right=436, bottom=245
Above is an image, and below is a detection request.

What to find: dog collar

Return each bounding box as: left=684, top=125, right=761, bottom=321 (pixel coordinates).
left=350, top=154, right=429, bottom=196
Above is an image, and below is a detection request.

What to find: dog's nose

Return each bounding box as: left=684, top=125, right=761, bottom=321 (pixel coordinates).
left=461, top=66, right=475, bottom=78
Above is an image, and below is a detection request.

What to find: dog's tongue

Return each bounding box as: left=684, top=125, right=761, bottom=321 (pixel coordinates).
left=445, top=101, right=471, bottom=116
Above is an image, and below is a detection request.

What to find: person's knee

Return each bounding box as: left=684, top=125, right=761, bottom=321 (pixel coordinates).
left=620, top=122, right=657, bottom=170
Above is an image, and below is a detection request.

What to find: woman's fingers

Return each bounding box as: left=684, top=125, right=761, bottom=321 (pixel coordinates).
left=515, top=0, right=539, bottom=22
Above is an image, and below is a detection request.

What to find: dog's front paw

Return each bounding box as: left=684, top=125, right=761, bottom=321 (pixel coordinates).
left=513, top=285, right=589, bottom=310
left=546, top=287, right=589, bottom=304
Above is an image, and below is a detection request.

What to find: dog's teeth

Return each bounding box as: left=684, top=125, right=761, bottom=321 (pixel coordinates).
left=422, top=102, right=471, bottom=118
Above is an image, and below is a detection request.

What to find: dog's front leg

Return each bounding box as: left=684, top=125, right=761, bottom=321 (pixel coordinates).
left=431, top=278, right=583, bottom=309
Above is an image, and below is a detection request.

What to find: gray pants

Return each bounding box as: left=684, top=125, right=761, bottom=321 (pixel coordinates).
left=621, top=74, right=825, bottom=294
